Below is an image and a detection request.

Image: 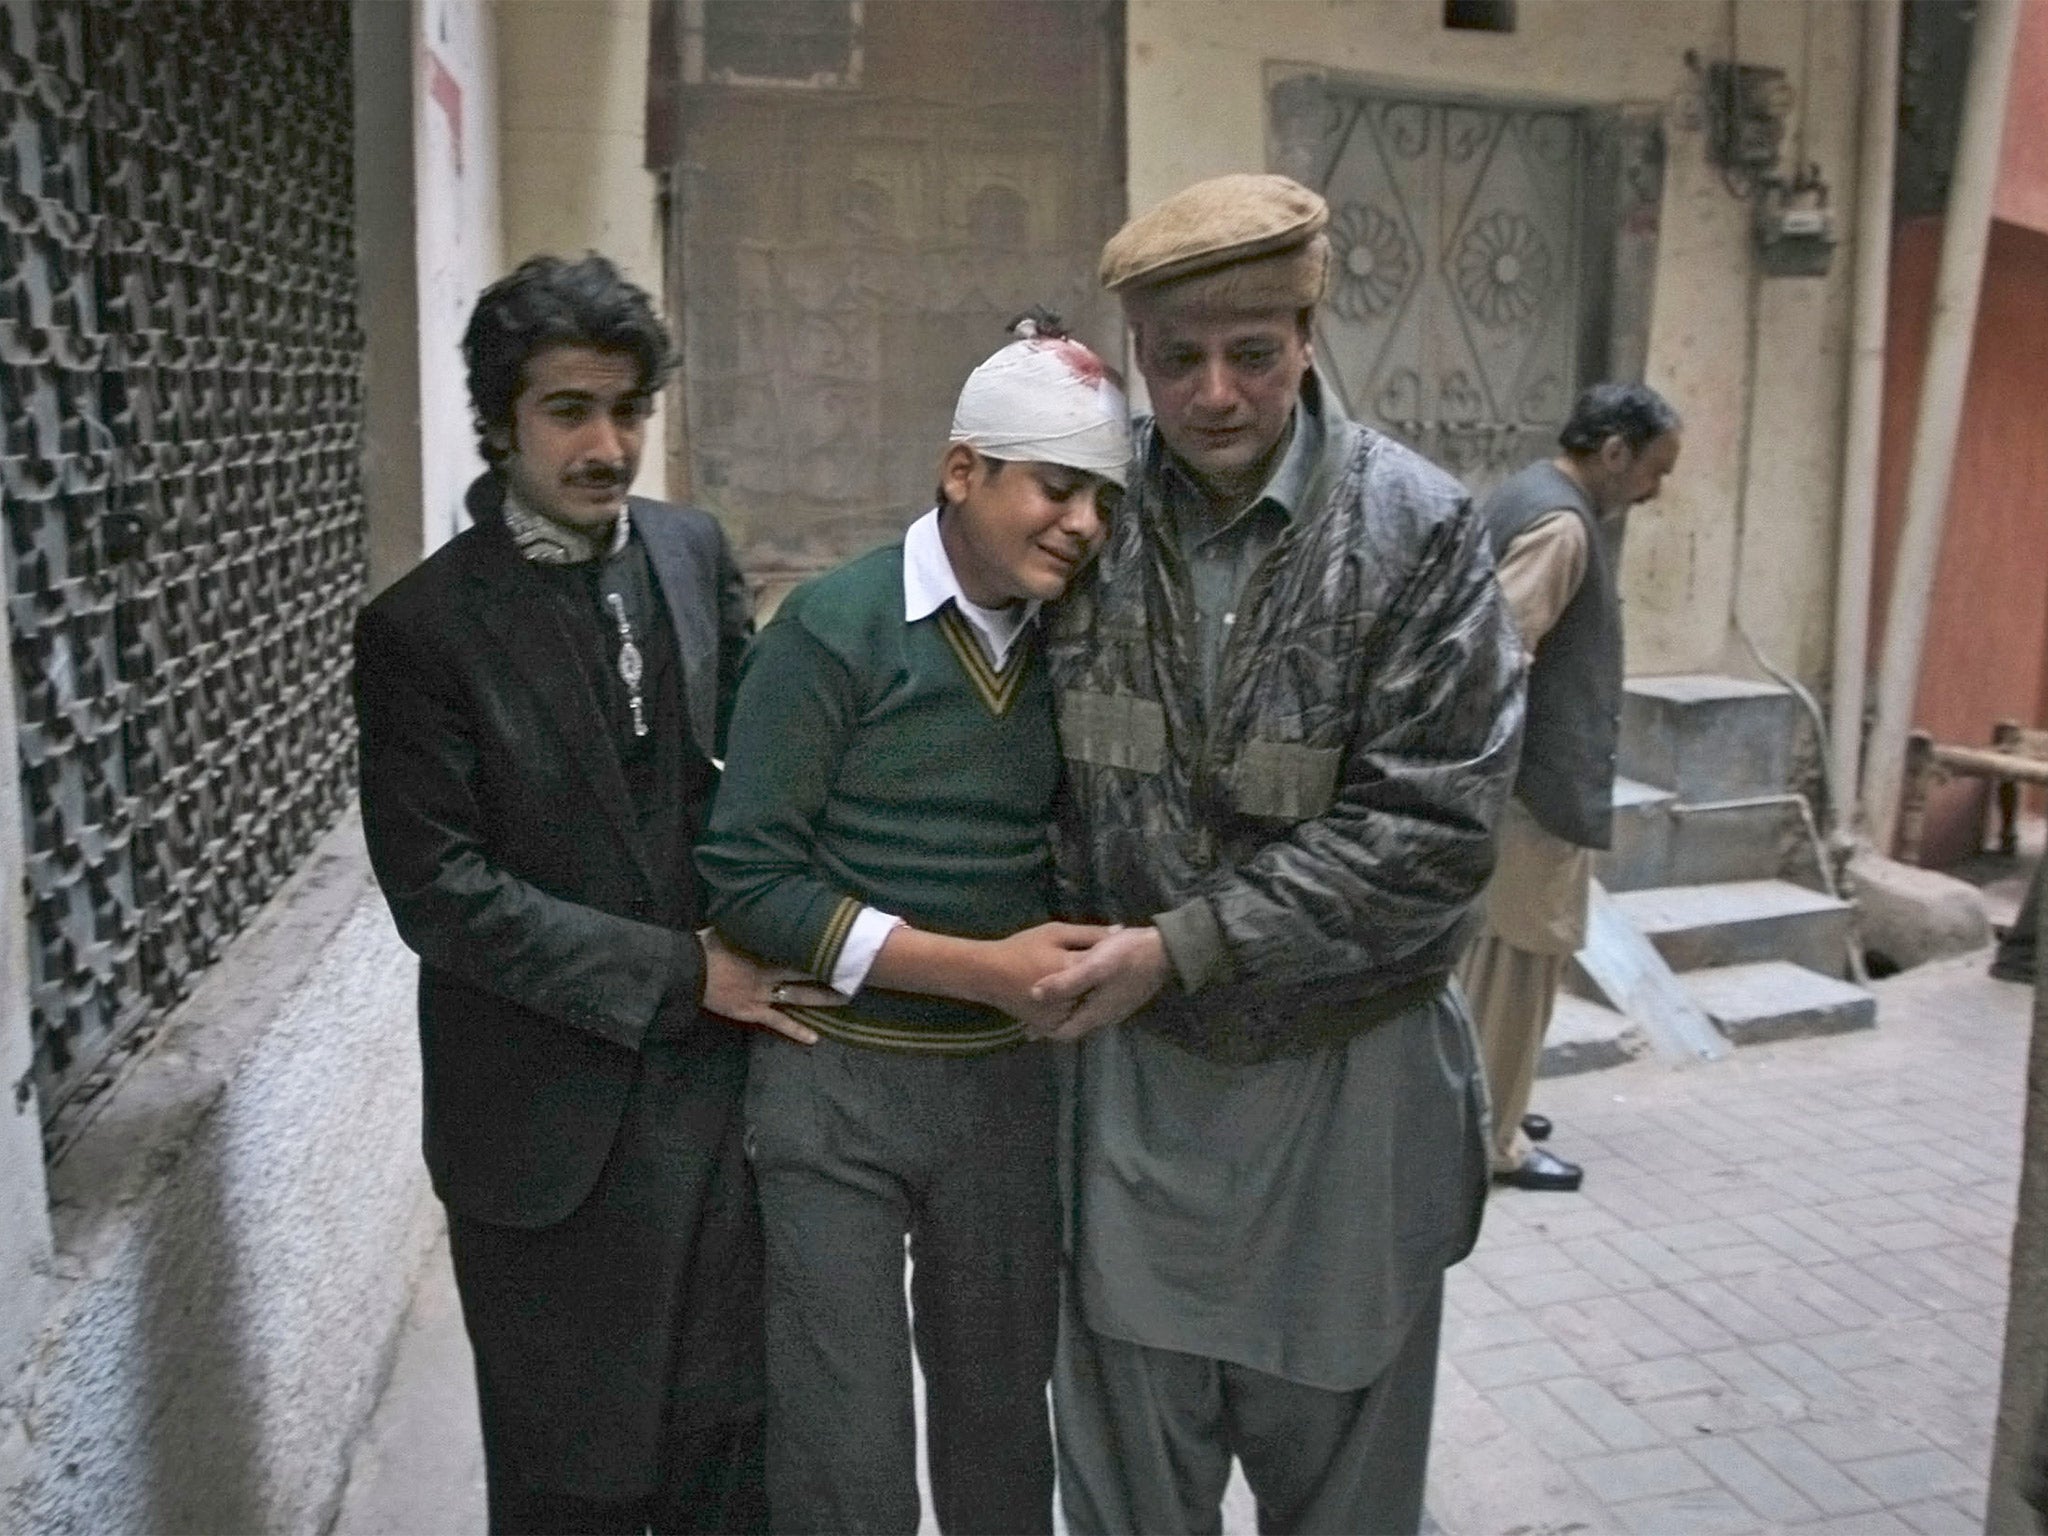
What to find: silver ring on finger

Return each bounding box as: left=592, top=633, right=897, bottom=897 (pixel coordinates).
left=771, top=983, right=789, bottom=1005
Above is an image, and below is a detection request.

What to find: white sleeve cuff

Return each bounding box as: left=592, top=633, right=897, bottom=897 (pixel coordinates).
left=831, top=908, right=905, bottom=996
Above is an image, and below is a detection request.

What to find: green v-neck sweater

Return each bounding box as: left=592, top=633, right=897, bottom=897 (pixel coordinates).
left=698, top=543, right=1058, bottom=1051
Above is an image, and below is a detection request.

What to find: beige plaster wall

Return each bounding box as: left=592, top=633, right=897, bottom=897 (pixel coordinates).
left=1126, top=0, right=1866, bottom=684
left=497, top=0, right=670, bottom=501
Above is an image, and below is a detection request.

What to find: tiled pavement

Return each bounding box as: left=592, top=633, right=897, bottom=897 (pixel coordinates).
left=336, top=950, right=2027, bottom=1534
left=1429, top=949, right=2022, bottom=1536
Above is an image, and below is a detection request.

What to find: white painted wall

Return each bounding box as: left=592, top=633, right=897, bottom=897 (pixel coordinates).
left=1125, top=0, right=1864, bottom=685
left=416, top=0, right=507, bottom=546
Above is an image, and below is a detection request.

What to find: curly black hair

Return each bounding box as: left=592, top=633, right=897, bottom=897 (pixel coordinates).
left=461, top=253, right=677, bottom=465
left=1558, top=382, right=1681, bottom=457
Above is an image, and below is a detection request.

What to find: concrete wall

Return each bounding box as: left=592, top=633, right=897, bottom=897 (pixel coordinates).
left=1124, top=0, right=1864, bottom=687
left=0, top=820, right=434, bottom=1536
left=498, top=0, right=670, bottom=501
left=0, top=511, right=54, bottom=1408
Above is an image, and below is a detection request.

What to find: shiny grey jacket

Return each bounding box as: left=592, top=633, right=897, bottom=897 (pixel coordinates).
left=1047, top=392, right=1526, bottom=1064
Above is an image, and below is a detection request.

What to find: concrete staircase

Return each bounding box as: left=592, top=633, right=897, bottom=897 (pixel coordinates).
left=1548, top=674, right=1873, bottom=1071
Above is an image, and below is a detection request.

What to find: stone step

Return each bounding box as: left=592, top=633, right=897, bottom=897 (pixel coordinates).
left=1537, top=992, right=1648, bottom=1078
left=1599, top=782, right=1813, bottom=892
left=1619, top=674, right=1800, bottom=802
left=1609, top=878, right=1853, bottom=977
left=1599, top=777, right=1674, bottom=892
left=1677, top=960, right=1877, bottom=1046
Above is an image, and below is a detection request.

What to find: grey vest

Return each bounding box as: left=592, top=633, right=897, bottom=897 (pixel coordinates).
left=1482, top=462, right=1624, bottom=850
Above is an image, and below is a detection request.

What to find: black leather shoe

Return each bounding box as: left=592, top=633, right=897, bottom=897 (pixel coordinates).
left=1520, top=1112, right=1553, bottom=1142
left=1494, top=1146, right=1583, bottom=1192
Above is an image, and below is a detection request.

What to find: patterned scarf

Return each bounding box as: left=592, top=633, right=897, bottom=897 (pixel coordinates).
left=501, top=485, right=632, bottom=566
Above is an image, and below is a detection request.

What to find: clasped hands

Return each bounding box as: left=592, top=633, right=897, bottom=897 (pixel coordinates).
left=696, top=920, right=1170, bottom=1049
left=989, top=921, right=1170, bottom=1043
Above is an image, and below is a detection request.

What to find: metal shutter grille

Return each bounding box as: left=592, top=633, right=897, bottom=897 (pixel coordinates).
left=0, top=0, right=364, bottom=1127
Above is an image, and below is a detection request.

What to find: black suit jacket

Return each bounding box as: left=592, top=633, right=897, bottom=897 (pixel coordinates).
left=353, top=477, right=752, bottom=1228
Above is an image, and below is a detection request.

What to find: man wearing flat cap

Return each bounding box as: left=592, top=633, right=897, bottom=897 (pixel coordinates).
left=1028, top=174, right=1525, bottom=1534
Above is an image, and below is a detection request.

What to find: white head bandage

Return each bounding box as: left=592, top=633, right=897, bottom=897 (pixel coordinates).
left=948, top=318, right=1132, bottom=487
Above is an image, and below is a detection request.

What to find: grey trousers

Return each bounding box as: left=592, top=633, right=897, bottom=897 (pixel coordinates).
left=745, top=1035, right=1059, bottom=1535
left=1054, top=1277, right=1445, bottom=1536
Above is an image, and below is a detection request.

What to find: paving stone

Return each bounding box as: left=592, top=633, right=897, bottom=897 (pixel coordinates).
left=1609, top=1485, right=1763, bottom=1535
left=1486, top=1383, right=1607, bottom=1461
left=1749, top=1341, right=1863, bottom=1411
left=1800, top=1328, right=1902, bottom=1374
left=1841, top=1447, right=1981, bottom=1504
left=1803, top=1259, right=1927, bottom=1320
left=1444, top=1308, right=1547, bottom=1353
left=1571, top=1445, right=1713, bottom=1504
left=1604, top=1230, right=1708, bottom=1286
left=1781, top=1511, right=1917, bottom=1535
left=1628, top=1286, right=1739, bottom=1351
left=1890, top=1496, right=1986, bottom=1534
left=1511, top=1264, right=1613, bottom=1308
left=1740, top=1426, right=1884, bottom=1517
left=1458, top=1339, right=1584, bottom=1391
left=1672, top=1279, right=1796, bottom=1344
left=1539, top=1301, right=1647, bottom=1373
left=1557, top=1235, right=1657, bottom=1292
left=1689, top=1433, right=1822, bottom=1524
left=1547, top=1375, right=1665, bottom=1451
left=1638, top=1388, right=1796, bottom=1440
left=1602, top=1354, right=1722, bottom=1404
left=1734, top=1210, right=1838, bottom=1265
left=1646, top=1216, right=1753, bottom=1254
left=1688, top=1241, right=1790, bottom=1278
left=1792, top=1416, right=1934, bottom=1464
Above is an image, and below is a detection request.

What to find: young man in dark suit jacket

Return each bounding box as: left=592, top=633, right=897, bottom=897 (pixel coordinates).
left=353, top=254, right=839, bottom=1535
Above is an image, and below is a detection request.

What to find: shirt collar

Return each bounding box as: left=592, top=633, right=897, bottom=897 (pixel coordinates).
left=902, top=507, right=1039, bottom=666
left=1253, top=399, right=1321, bottom=522
left=502, top=484, right=633, bottom=565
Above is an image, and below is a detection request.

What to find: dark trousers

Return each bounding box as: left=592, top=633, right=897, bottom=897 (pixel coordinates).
left=744, top=1035, right=1060, bottom=1535
left=1055, top=1278, right=1445, bottom=1536
left=446, top=1037, right=768, bottom=1536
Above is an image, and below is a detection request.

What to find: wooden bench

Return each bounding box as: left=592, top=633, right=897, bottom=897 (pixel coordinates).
left=1898, top=720, right=2048, bottom=864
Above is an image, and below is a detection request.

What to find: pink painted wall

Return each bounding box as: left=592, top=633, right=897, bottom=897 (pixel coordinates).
left=1995, top=0, right=2048, bottom=236
left=1871, top=218, right=2048, bottom=865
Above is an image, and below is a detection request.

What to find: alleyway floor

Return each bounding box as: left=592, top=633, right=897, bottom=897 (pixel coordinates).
left=334, top=950, right=2025, bottom=1535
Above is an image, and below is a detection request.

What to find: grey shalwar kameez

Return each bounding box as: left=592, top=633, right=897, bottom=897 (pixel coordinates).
left=1046, top=383, right=1523, bottom=1535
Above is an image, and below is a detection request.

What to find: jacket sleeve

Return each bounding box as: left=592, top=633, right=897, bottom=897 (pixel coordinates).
left=695, top=612, right=871, bottom=981
left=1155, top=498, right=1526, bottom=994
left=352, top=601, right=702, bottom=1052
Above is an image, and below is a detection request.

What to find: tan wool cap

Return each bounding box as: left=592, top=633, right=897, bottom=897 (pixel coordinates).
left=1100, top=173, right=1331, bottom=315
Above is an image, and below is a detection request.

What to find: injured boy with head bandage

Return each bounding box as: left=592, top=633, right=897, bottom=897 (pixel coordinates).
left=696, top=315, right=1129, bottom=1535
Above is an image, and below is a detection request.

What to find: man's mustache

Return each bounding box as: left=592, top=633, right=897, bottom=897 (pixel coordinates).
left=565, top=465, right=628, bottom=488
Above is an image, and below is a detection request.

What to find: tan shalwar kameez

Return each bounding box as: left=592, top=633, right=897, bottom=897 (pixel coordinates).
left=1458, top=509, right=1592, bottom=1174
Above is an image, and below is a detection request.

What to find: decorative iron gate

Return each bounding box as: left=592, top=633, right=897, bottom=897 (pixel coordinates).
left=0, top=0, right=364, bottom=1124
left=1271, top=76, right=1666, bottom=497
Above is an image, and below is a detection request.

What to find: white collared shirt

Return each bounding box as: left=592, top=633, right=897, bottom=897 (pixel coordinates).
left=901, top=506, right=1039, bottom=668
left=827, top=507, right=1039, bottom=997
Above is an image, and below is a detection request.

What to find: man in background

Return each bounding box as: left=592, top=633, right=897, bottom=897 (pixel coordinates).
left=1461, top=381, right=1682, bottom=1192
